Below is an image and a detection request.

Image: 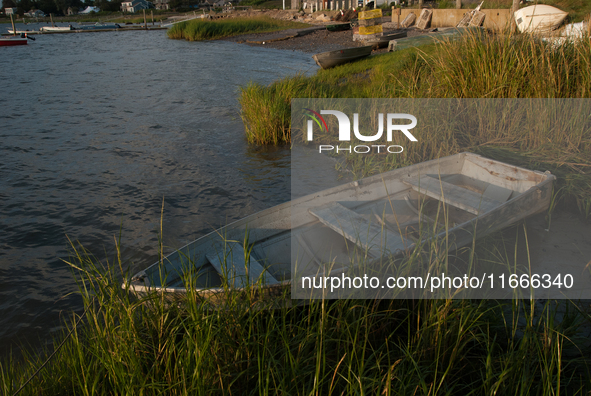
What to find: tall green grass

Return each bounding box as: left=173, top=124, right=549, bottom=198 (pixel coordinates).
left=167, top=16, right=309, bottom=41
left=2, top=232, right=590, bottom=394
left=239, top=31, right=591, bottom=212
left=111, top=16, right=154, bottom=24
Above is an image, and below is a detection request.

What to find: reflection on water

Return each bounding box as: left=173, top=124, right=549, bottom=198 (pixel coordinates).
left=0, top=29, right=316, bottom=357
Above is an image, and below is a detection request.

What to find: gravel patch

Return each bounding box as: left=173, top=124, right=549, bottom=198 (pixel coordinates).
left=224, top=26, right=436, bottom=54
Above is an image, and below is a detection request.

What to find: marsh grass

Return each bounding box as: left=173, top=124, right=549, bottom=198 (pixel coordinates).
left=167, top=16, right=309, bottom=41
left=240, top=31, right=591, bottom=212
left=111, top=16, right=153, bottom=24
left=2, top=227, right=591, bottom=394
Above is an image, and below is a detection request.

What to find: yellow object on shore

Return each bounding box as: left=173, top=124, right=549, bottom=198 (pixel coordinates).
left=359, top=25, right=383, bottom=35
left=358, top=9, right=382, bottom=20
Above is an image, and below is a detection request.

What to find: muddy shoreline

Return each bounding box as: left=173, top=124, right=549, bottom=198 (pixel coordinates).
left=223, top=23, right=432, bottom=54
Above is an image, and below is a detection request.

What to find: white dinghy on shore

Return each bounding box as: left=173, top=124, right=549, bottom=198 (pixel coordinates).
left=125, top=152, right=556, bottom=304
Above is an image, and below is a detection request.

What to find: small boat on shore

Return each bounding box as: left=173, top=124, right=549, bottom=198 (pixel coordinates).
left=0, top=35, right=29, bottom=46
left=326, top=23, right=351, bottom=32
left=126, top=152, right=555, bottom=303
left=40, top=25, right=74, bottom=32
left=7, top=29, right=37, bottom=34
left=365, top=30, right=407, bottom=49
left=514, top=5, right=568, bottom=34
left=388, top=27, right=480, bottom=52
left=77, top=22, right=121, bottom=31
left=312, top=45, right=373, bottom=69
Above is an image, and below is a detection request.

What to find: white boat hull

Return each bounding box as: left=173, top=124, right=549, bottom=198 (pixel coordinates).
left=514, top=5, right=568, bottom=34
left=40, top=26, right=73, bottom=32
left=126, top=152, right=555, bottom=302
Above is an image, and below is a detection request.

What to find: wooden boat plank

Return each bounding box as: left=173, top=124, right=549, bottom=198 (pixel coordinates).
left=206, top=243, right=279, bottom=288
left=404, top=175, right=500, bottom=215
left=462, top=157, right=543, bottom=191
left=309, top=202, right=406, bottom=257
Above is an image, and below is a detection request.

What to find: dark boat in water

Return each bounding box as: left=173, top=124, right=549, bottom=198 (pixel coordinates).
left=326, top=23, right=351, bottom=32
left=365, top=30, right=408, bottom=49
left=312, top=45, right=373, bottom=69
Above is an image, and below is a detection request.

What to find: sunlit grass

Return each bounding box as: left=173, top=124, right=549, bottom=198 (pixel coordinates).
left=239, top=31, right=591, bottom=212
left=2, top=222, right=590, bottom=394
left=167, top=16, right=309, bottom=41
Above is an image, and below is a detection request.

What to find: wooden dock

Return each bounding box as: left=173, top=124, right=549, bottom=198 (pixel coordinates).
left=1, top=26, right=168, bottom=36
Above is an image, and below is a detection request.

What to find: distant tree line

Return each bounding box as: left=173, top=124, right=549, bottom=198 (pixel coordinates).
left=5, top=0, right=124, bottom=16
left=167, top=0, right=200, bottom=11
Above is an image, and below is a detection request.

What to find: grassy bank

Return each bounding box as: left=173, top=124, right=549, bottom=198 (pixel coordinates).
left=167, top=16, right=309, bottom=41
left=111, top=16, right=161, bottom=24
left=2, top=238, right=591, bottom=394
left=240, top=31, right=591, bottom=214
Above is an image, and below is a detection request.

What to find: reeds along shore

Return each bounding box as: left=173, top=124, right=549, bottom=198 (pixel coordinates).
left=167, top=16, right=308, bottom=41
left=240, top=31, right=591, bottom=215
left=3, top=233, right=591, bottom=395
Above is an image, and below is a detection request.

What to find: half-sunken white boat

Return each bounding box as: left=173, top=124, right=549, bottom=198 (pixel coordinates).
left=126, top=152, right=555, bottom=302
left=514, top=5, right=568, bottom=34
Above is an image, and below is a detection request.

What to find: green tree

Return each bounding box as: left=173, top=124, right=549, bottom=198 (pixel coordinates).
left=38, top=0, right=58, bottom=14
left=96, top=0, right=124, bottom=12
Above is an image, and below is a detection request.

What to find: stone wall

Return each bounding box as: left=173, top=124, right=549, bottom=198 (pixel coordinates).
left=392, top=8, right=512, bottom=30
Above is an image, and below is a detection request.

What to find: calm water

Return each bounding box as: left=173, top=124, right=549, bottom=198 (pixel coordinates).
left=0, top=26, right=316, bottom=357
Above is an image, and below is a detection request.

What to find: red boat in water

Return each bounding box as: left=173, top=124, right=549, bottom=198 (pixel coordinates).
left=0, top=35, right=29, bottom=46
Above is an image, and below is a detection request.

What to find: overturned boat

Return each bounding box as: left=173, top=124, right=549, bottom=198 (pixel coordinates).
left=514, top=5, right=568, bottom=34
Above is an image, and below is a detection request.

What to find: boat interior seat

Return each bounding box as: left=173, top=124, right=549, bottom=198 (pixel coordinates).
left=403, top=175, right=502, bottom=215
left=206, top=243, right=279, bottom=288
left=309, top=202, right=409, bottom=258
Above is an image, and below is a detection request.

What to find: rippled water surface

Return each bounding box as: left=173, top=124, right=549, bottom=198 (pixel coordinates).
left=0, top=28, right=316, bottom=356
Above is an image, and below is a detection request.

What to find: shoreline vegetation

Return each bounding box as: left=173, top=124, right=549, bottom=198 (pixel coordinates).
left=3, top=16, right=591, bottom=396
left=240, top=31, right=591, bottom=214
left=3, top=235, right=591, bottom=394
left=167, top=16, right=309, bottom=41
